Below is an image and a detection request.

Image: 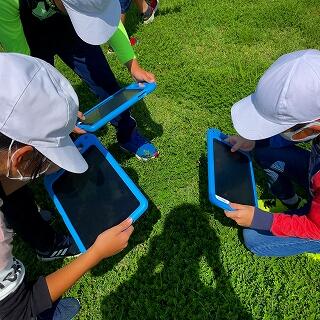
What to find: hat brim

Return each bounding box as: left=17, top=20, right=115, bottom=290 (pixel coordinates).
left=63, top=0, right=121, bottom=45
left=36, top=135, right=88, bottom=174
left=231, top=95, right=295, bottom=140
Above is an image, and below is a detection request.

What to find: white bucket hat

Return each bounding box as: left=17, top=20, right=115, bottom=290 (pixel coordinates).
left=62, top=0, right=121, bottom=45
left=231, top=49, right=320, bottom=140
left=0, top=53, right=88, bottom=173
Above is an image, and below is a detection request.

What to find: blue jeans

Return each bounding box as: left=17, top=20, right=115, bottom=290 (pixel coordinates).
left=19, top=6, right=136, bottom=143
left=243, top=138, right=320, bottom=257
left=243, top=228, right=320, bottom=257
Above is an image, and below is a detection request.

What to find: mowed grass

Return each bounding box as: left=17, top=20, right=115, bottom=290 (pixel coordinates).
left=13, top=0, right=320, bottom=319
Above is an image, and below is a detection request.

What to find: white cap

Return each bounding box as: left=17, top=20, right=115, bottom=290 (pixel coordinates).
left=0, top=53, right=88, bottom=173
left=231, top=49, right=320, bottom=140
left=62, top=0, right=121, bottom=45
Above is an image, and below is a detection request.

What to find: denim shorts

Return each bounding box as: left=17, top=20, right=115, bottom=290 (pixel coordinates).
left=119, top=0, right=132, bottom=14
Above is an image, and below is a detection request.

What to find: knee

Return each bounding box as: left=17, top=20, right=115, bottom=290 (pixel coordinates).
left=242, top=229, right=270, bottom=257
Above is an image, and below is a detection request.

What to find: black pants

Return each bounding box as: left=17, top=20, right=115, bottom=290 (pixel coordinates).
left=0, top=185, right=55, bottom=252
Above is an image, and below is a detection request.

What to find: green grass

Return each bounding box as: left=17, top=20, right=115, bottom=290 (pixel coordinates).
left=14, top=0, right=320, bottom=319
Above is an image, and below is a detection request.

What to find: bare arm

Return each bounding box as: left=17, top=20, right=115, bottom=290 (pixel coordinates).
left=45, top=218, right=134, bottom=301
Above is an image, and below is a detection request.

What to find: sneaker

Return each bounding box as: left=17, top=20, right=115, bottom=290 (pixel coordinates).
left=142, top=0, right=159, bottom=24
left=0, top=258, right=25, bottom=301
left=37, top=297, right=80, bottom=320
left=36, top=234, right=80, bottom=262
left=258, top=197, right=307, bottom=212
left=120, top=129, right=159, bottom=161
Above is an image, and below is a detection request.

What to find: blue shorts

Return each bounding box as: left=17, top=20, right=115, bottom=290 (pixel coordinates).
left=119, top=0, right=132, bottom=14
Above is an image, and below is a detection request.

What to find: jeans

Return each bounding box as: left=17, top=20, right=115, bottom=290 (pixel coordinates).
left=19, top=5, right=136, bottom=143
left=243, top=227, right=320, bottom=257
left=244, top=139, right=320, bottom=257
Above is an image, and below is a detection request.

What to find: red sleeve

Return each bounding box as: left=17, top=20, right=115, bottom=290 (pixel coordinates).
left=271, top=171, right=320, bottom=239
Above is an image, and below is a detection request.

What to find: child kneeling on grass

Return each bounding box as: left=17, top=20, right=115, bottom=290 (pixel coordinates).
left=225, top=49, right=320, bottom=257
left=0, top=53, right=134, bottom=319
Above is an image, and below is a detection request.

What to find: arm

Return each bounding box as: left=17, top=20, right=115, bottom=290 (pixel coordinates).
left=230, top=171, right=320, bottom=239
left=45, top=218, right=133, bottom=301
left=108, top=21, right=136, bottom=65
left=0, top=0, right=30, bottom=54
left=108, top=22, right=156, bottom=83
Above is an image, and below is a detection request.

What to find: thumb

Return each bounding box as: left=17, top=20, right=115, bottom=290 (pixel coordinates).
left=230, top=141, right=241, bottom=152
left=115, top=218, right=133, bottom=233
left=229, top=202, right=245, bottom=210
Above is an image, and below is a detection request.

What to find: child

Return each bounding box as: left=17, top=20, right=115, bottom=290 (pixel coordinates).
left=225, top=49, right=320, bottom=257
left=0, top=53, right=134, bottom=319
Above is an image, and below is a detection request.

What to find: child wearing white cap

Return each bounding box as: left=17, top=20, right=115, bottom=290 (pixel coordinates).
left=225, top=49, right=320, bottom=257
left=0, top=53, right=134, bottom=319
left=0, top=0, right=159, bottom=263
left=0, top=0, right=159, bottom=161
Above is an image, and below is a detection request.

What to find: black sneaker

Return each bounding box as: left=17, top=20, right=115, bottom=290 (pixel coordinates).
left=36, top=234, right=80, bottom=262
left=0, top=258, right=25, bottom=301
left=142, top=0, right=159, bottom=24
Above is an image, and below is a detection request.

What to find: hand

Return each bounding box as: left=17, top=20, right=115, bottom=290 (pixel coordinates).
left=88, top=218, right=134, bottom=261
left=73, top=111, right=86, bottom=135
left=224, top=203, right=255, bottom=227
left=126, top=59, right=156, bottom=83
left=225, top=135, right=255, bottom=152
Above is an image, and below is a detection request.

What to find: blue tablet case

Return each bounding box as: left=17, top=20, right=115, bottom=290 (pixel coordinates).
left=78, top=82, right=157, bottom=132
left=207, top=128, right=258, bottom=211
left=44, top=134, right=148, bottom=252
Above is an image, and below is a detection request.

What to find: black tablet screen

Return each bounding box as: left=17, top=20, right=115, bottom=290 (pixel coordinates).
left=213, top=140, right=255, bottom=206
left=52, top=146, right=140, bottom=249
left=83, top=89, right=142, bottom=125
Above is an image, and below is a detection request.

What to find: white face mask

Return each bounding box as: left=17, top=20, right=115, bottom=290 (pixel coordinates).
left=6, top=140, right=51, bottom=181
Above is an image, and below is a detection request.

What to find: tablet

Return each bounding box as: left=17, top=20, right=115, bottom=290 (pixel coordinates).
left=44, top=134, right=148, bottom=252
left=77, top=82, right=157, bottom=132
left=207, top=129, right=258, bottom=211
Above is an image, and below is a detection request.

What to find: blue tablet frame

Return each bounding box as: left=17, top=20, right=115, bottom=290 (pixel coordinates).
left=44, top=134, right=148, bottom=253
left=77, top=82, right=157, bottom=132
left=207, top=128, right=258, bottom=211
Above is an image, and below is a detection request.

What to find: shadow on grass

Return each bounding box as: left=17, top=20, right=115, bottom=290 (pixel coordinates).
left=100, top=204, right=252, bottom=319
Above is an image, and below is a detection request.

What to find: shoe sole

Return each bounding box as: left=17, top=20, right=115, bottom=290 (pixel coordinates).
left=143, top=1, right=159, bottom=24
left=120, top=146, right=159, bottom=161
left=37, top=253, right=81, bottom=262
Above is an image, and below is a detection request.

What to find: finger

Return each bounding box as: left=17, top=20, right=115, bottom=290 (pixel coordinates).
left=122, top=225, right=134, bottom=238
left=230, top=141, right=241, bottom=152
left=224, top=210, right=237, bottom=219
left=229, top=202, right=246, bottom=210
left=73, top=126, right=86, bottom=135
left=115, top=218, right=133, bottom=232
left=146, top=73, right=156, bottom=83
left=77, top=111, right=85, bottom=121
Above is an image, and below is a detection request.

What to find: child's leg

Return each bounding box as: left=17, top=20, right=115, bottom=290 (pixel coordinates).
left=253, top=144, right=310, bottom=205
left=243, top=228, right=320, bottom=257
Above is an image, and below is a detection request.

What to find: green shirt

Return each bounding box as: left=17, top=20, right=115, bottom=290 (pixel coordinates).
left=0, top=0, right=135, bottom=64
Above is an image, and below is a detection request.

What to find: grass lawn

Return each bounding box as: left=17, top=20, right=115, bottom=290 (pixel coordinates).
left=13, top=0, right=320, bottom=319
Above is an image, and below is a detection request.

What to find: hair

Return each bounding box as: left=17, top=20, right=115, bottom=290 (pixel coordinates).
left=0, top=132, right=48, bottom=180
